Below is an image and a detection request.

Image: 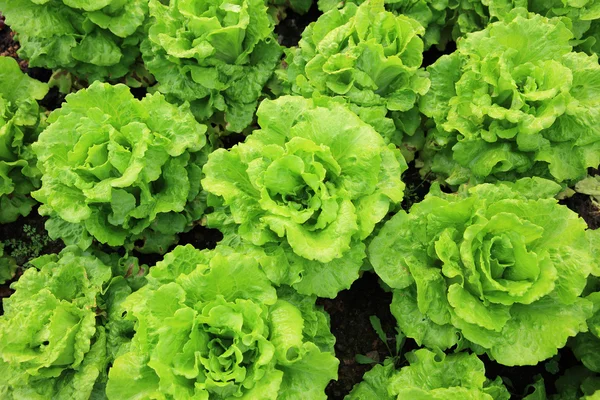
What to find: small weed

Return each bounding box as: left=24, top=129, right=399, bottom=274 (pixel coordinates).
left=2, top=224, right=52, bottom=266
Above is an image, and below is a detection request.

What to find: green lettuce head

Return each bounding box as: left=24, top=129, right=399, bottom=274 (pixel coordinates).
left=0, top=247, right=145, bottom=399
left=32, top=82, right=210, bottom=253
left=105, top=244, right=339, bottom=399
left=284, top=0, right=429, bottom=151
left=0, top=0, right=148, bottom=82
left=142, top=0, right=283, bottom=133
left=202, top=96, right=407, bottom=297
left=369, top=178, right=597, bottom=366
left=0, top=56, right=48, bottom=223
left=347, top=349, right=509, bottom=399
left=420, top=10, right=600, bottom=185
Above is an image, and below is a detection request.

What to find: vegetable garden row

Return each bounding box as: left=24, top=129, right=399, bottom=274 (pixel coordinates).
left=1, top=0, right=600, bottom=398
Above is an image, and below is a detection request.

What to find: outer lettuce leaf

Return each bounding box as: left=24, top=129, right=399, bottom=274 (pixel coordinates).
left=0, top=246, right=146, bottom=399
left=369, top=178, right=596, bottom=365
left=571, top=280, right=600, bottom=373
left=32, top=82, right=210, bottom=253
left=105, top=244, right=338, bottom=399
left=0, top=243, right=17, bottom=285
left=283, top=0, right=429, bottom=155
left=141, top=0, right=282, bottom=132
left=346, top=349, right=509, bottom=400
left=0, top=56, right=48, bottom=223
left=420, top=10, right=600, bottom=185
left=202, top=96, right=407, bottom=297
left=0, top=0, right=148, bottom=82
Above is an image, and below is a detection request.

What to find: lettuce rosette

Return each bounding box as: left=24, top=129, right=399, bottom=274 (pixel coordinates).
left=202, top=96, right=407, bottom=297
left=0, top=56, right=48, bottom=223
left=284, top=0, right=429, bottom=153
left=369, top=178, right=597, bottom=366
left=420, top=10, right=600, bottom=185
left=32, top=82, right=210, bottom=253
left=347, top=349, right=509, bottom=399
left=105, top=244, right=339, bottom=399
left=0, top=0, right=148, bottom=82
left=141, top=0, right=282, bottom=133
left=0, top=247, right=146, bottom=399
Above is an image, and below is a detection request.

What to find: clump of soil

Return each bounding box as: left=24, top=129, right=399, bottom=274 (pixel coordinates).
left=318, top=273, right=398, bottom=399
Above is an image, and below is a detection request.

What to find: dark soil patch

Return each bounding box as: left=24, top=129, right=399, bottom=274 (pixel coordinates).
left=318, top=272, right=398, bottom=399
left=423, top=40, right=457, bottom=67
left=275, top=3, right=321, bottom=47
left=562, top=167, right=600, bottom=230
left=401, top=161, right=432, bottom=211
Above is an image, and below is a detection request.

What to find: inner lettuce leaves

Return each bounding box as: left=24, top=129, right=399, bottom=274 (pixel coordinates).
left=282, top=0, right=430, bottom=158
left=105, top=244, right=339, bottom=400
left=202, top=95, right=407, bottom=297
left=419, top=9, right=600, bottom=185
left=369, top=177, right=597, bottom=366
left=0, top=246, right=146, bottom=399
left=0, top=56, right=48, bottom=223
left=32, top=82, right=211, bottom=254
left=347, top=349, right=510, bottom=400
left=0, top=0, right=148, bottom=82
left=141, top=0, right=283, bottom=133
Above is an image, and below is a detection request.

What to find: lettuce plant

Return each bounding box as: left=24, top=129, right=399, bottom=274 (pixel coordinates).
left=105, top=244, right=339, bottom=399
left=369, top=178, right=596, bottom=366
left=0, top=56, right=48, bottom=223
left=283, top=0, right=429, bottom=151
left=141, top=0, right=283, bottom=133
left=32, top=82, right=210, bottom=253
left=347, top=349, right=509, bottom=399
left=202, top=96, right=407, bottom=297
left=0, top=247, right=145, bottom=399
left=0, top=0, right=148, bottom=82
left=420, top=10, right=600, bottom=185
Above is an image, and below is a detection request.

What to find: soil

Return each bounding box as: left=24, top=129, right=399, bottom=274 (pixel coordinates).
left=1, top=12, right=600, bottom=400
